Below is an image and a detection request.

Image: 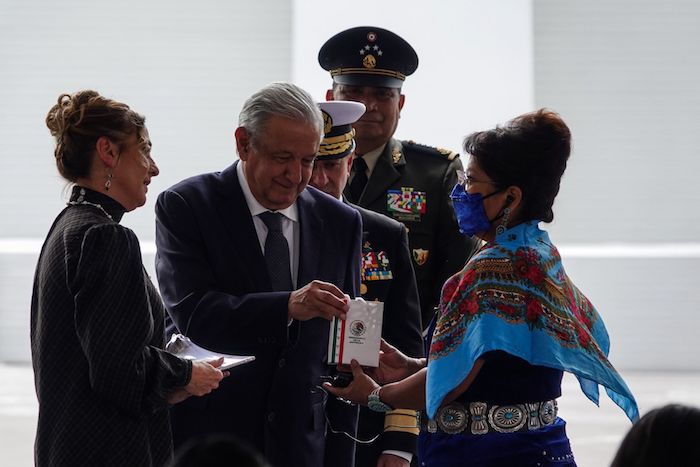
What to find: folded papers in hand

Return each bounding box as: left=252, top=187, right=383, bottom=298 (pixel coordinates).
left=166, top=334, right=255, bottom=371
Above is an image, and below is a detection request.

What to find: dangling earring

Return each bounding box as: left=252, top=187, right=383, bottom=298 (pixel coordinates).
left=105, top=172, right=113, bottom=191
left=496, top=207, right=511, bottom=235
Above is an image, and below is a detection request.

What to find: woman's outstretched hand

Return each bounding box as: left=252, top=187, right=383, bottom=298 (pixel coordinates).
left=367, top=339, right=424, bottom=385
left=167, top=357, right=228, bottom=404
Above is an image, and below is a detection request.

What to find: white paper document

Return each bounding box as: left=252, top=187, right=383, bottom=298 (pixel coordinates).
left=165, top=334, right=255, bottom=371
left=328, top=298, right=384, bottom=367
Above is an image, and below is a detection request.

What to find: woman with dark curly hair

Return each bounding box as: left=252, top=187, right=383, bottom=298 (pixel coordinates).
left=325, top=109, right=639, bottom=466
left=32, top=90, right=227, bottom=467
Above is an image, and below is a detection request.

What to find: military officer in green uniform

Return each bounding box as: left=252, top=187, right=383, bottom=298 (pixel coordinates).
left=310, top=100, right=423, bottom=467
left=318, top=26, right=478, bottom=329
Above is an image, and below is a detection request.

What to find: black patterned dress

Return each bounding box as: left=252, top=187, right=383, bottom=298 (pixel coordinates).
left=31, top=186, right=192, bottom=467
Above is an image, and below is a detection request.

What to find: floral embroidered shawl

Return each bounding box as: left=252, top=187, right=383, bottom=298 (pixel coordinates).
left=425, top=221, right=639, bottom=422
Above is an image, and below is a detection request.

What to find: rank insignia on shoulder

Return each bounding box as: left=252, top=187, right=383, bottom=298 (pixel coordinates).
left=412, top=248, right=429, bottom=266
left=437, top=147, right=458, bottom=161
left=405, top=140, right=458, bottom=161
left=391, top=147, right=402, bottom=164
left=361, top=247, right=393, bottom=282
left=386, top=187, right=426, bottom=222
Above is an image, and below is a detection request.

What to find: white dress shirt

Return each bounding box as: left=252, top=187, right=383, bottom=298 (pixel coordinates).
left=236, top=162, right=300, bottom=288
left=348, top=143, right=387, bottom=184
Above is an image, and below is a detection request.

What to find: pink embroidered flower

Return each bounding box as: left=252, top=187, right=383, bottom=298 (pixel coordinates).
left=467, top=297, right=480, bottom=315
left=579, top=313, right=591, bottom=330
left=555, top=330, right=571, bottom=343
left=462, top=268, right=477, bottom=285
left=526, top=298, right=543, bottom=323
left=577, top=325, right=591, bottom=348
left=517, top=247, right=540, bottom=264
left=514, top=259, right=529, bottom=278
left=526, top=265, right=545, bottom=284
left=431, top=340, right=445, bottom=354
left=441, top=277, right=459, bottom=301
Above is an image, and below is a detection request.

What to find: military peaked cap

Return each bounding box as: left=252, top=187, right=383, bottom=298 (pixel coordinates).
left=318, top=26, right=418, bottom=88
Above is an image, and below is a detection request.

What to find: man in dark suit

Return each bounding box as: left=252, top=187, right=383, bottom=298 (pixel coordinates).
left=155, top=82, right=362, bottom=467
left=318, top=26, right=479, bottom=328
left=310, top=100, right=423, bottom=467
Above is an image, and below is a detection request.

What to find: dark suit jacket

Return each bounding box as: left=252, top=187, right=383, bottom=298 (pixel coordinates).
left=344, top=139, right=478, bottom=327
left=350, top=203, right=423, bottom=466
left=155, top=161, right=362, bottom=467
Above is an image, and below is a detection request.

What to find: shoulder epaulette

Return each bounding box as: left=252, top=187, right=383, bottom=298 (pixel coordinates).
left=404, top=140, right=459, bottom=161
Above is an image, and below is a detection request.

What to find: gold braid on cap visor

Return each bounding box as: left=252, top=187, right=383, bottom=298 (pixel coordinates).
left=318, top=130, right=356, bottom=158
left=331, top=67, right=407, bottom=81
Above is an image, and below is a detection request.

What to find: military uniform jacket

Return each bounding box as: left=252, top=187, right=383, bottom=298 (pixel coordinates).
left=344, top=138, right=477, bottom=327
left=31, top=187, right=192, bottom=467
left=350, top=202, right=424, bottom=464
left=155, top=161, right=362, bottom=467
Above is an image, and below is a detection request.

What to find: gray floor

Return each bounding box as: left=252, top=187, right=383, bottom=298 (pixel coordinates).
left=2, top=364, right=699, bottom=467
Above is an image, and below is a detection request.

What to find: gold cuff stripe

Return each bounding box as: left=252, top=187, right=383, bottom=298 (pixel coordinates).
left=331, top=67, right=407, bottom=80
left=383, top=409, right=420, bottom=435
left=387, top=409, right=419, bottom=416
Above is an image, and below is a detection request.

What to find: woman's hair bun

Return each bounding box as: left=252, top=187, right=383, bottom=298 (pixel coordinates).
left=45, top=90, right=144, bottom=182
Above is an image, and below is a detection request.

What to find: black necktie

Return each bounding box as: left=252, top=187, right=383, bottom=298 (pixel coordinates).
left=349, top=156, right=368, bottom=202
left=259, top=211, right=293, bottom=291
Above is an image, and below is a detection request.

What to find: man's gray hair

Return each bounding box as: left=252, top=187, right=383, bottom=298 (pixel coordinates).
left=238, top=82, right=323, bottom=146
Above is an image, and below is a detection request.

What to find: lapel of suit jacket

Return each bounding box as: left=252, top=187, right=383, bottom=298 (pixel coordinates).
left=296, top=188, right=323, bottom=287
left=354, top=139, right=404, bottom=207
left=216, top=160, right=271, bottom=290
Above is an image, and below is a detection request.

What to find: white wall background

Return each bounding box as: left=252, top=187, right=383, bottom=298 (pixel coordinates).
left=291, top=0, right=534, bottom=154
left=533, top=0, right=700, bottom=370
left=1, top=0, right=697, bottom=372
left=0, top=0, right=294, bottom=241
left=0, top=0, right=534, bottom=362
left=0, top=0, right=295, bottom=360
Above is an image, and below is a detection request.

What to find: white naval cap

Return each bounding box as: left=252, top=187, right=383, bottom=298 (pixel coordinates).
left=317, top=100, right=366, bottom=160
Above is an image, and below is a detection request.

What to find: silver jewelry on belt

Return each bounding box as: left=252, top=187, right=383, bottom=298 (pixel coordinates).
left=422, top=399, right=558, bottom=435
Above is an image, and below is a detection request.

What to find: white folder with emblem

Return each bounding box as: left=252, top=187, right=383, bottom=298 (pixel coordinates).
left=328, top=298, right=383, bottom=367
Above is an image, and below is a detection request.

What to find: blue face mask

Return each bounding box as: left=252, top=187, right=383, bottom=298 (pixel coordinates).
left=450, top=183, right=501, bottom=237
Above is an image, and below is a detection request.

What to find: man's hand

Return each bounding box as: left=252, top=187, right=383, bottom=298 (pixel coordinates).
left=377, top=453, right=410, bottom=467
left=288, top=280, right=350, bottom=321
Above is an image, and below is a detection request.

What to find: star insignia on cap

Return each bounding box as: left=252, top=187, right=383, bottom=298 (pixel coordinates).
left=360, top=44, right=384, bottom=59
left=359, top=44, right=382, bottom=58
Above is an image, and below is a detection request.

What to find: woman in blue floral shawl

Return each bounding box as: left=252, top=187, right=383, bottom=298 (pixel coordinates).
left=325, top=109, right=638, bottom=466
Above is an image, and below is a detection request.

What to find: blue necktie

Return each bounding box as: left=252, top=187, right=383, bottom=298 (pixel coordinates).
left=259, top=211, right=293, bottom=291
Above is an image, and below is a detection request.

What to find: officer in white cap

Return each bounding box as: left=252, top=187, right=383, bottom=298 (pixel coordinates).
left=311, top=100, right=423, bottom=467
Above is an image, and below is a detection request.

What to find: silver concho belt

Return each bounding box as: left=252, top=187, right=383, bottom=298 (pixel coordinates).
left=422, top=399, right=558, bottom=435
